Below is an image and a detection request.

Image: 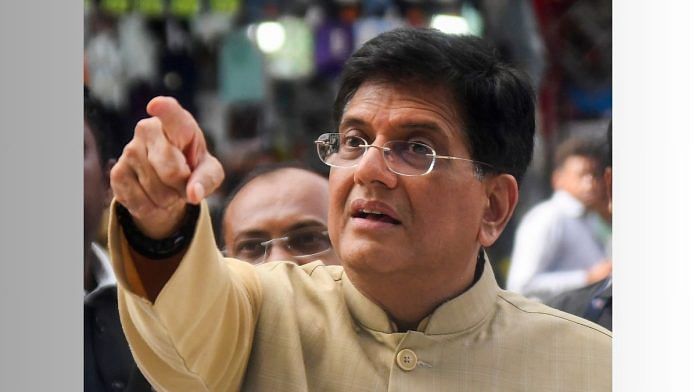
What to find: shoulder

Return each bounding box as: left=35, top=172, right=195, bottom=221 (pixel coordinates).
left=497, top=289, right=611, bottom=343
left=255, top=261, right=345, bottom=293
left=251, top=262, right=348, bottom=333
left=489, top=290, right=611, bottom=389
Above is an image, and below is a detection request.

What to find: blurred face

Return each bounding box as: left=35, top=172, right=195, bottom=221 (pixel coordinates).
left=554, top=155, right=601, bottom=207
left=84, top=122, right=108, bottom=254
left=328, top=81, right=488, bottom=283
left=224, top=168, right=339, bottom=266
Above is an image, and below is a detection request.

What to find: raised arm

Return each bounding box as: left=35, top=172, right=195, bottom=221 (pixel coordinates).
left=110, top=96, right=224, bottom=299
left=108, top=97, right=261, bottom=390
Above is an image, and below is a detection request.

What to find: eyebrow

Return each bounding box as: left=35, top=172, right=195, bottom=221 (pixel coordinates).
left=234, top=230, right=270, bottom=240
left=339, top=117, right=370, bottom=131
left=339, top=117, right=444, bottom=134
left=285, top=220, right=328, bottom=233
left=399, top=122, right=442, bottom=133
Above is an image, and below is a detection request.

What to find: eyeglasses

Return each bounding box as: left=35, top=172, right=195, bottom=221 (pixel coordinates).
left=314, top=133, right=495, bottom=176
left=225, top=226, right=332, bottom=265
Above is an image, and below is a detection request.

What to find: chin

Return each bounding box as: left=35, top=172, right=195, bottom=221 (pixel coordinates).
left=340, top=243, right=409, bottom=275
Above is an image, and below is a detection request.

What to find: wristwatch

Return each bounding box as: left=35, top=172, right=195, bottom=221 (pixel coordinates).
left=115, top=202, right=200, bottom=260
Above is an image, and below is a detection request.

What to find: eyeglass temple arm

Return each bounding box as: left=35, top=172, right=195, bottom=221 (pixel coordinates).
left=293, top=247, right=332, bottom=260
left=259, top=236, right=290, bottom=247
left=259, top=230, right=329, bottom=247
left=428, top=154, right=496, bottom=169
left=427, top=154, right=473, bottom=162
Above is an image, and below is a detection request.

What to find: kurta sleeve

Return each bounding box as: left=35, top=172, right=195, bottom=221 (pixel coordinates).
left=108, top=200, right=263, bottom=391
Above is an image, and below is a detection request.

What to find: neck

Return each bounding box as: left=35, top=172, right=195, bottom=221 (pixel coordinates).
left=345, top=253, right=480, bottom=331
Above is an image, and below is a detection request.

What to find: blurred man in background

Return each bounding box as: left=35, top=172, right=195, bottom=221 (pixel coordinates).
left=84, top=88, right=151, bottom=391
left=222, top=163, right=340, bottom=266
left=507, top=135, right=611, bottom=301
left=546, top=123, right=613, bottom=330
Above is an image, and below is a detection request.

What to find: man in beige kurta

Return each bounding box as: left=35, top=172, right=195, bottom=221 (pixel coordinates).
left=108, top=28, right=611, bottom=391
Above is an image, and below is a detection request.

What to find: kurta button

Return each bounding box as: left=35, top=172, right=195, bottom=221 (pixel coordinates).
left=396, top=349, right=418, bottom=371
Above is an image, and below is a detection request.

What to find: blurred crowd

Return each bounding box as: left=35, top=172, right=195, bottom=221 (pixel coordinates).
left=84, top=0, right=611, bottom=267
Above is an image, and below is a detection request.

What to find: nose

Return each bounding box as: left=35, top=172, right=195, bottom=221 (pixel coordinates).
left=263, top=242, right=295, bottom=263
left=353, top=143, right=398, bottom=188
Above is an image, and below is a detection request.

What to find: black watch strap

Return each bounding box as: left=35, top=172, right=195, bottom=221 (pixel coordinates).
left=115, top=203, right=201, bottom=260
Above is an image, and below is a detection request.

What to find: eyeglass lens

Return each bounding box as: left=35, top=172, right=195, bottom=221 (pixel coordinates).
left=385, top=140, right=433, bottom=175
left=232, top=227, right=331, bottom=263
left=317, top=133, right=434, bottom=175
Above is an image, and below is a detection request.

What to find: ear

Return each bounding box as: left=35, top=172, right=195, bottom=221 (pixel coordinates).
left=478, top=174, right=519, bottom=247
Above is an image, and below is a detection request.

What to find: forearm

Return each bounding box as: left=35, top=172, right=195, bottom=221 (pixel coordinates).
left=109, top=200, right=263, bottom=390
left=111, top=199, right=197, bottom=301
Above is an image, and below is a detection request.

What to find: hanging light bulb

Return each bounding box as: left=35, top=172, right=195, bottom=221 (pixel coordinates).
left=256, top=21, right=286, bottom=53
left=430, top=14, right=470, bottom=35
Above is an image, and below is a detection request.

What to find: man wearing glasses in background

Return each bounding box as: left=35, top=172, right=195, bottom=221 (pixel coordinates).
left=108, top=28, right=610, bottom=391
left=221, top=163, right=339, bottom=266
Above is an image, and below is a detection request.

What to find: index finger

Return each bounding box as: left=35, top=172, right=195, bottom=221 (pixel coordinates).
left=146, top=96, right=200, bottom=152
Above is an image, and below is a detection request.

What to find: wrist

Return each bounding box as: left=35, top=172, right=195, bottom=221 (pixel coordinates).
left=134, top=202, right=189, bottom=239
left=116, top=202, right=200, bottom=260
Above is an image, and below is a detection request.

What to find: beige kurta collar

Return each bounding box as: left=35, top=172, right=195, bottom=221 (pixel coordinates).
left=342, top=256, right=500, bottom=335
left=342, top=273, right=394, bottom=333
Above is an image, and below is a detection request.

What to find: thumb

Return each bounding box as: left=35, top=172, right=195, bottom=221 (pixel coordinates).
left=185, top=152, right=225, bottom=204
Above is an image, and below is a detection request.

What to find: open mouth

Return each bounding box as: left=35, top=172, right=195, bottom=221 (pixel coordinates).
left=353, top=209, right=401, bottom=225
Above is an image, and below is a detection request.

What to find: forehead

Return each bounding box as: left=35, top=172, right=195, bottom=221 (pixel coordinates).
left=340, top=81, right=465, bottom=143
left=225, top=169, right=330, bottom=237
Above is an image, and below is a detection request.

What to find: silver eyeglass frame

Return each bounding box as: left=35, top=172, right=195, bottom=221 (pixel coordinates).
left=314, top=132, right=496, bottom=177
left=222, top=230, right=333, bottom=265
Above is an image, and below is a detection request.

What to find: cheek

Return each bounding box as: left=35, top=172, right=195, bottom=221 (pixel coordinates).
left=412, top=194, right=457, bottom=237
left=412, top=181, right=484, bottom=242
left=327, top=171, right=353, bottom=243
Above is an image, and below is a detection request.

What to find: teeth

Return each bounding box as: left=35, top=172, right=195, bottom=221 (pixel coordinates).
left=360, top=209, right=384, bottom=215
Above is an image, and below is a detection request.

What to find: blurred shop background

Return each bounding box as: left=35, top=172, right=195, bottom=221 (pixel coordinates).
left=84, top=0, right=611, bottom=286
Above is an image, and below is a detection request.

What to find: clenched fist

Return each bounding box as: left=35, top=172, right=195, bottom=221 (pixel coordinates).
left=110, top=97, right=224, bottom=239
